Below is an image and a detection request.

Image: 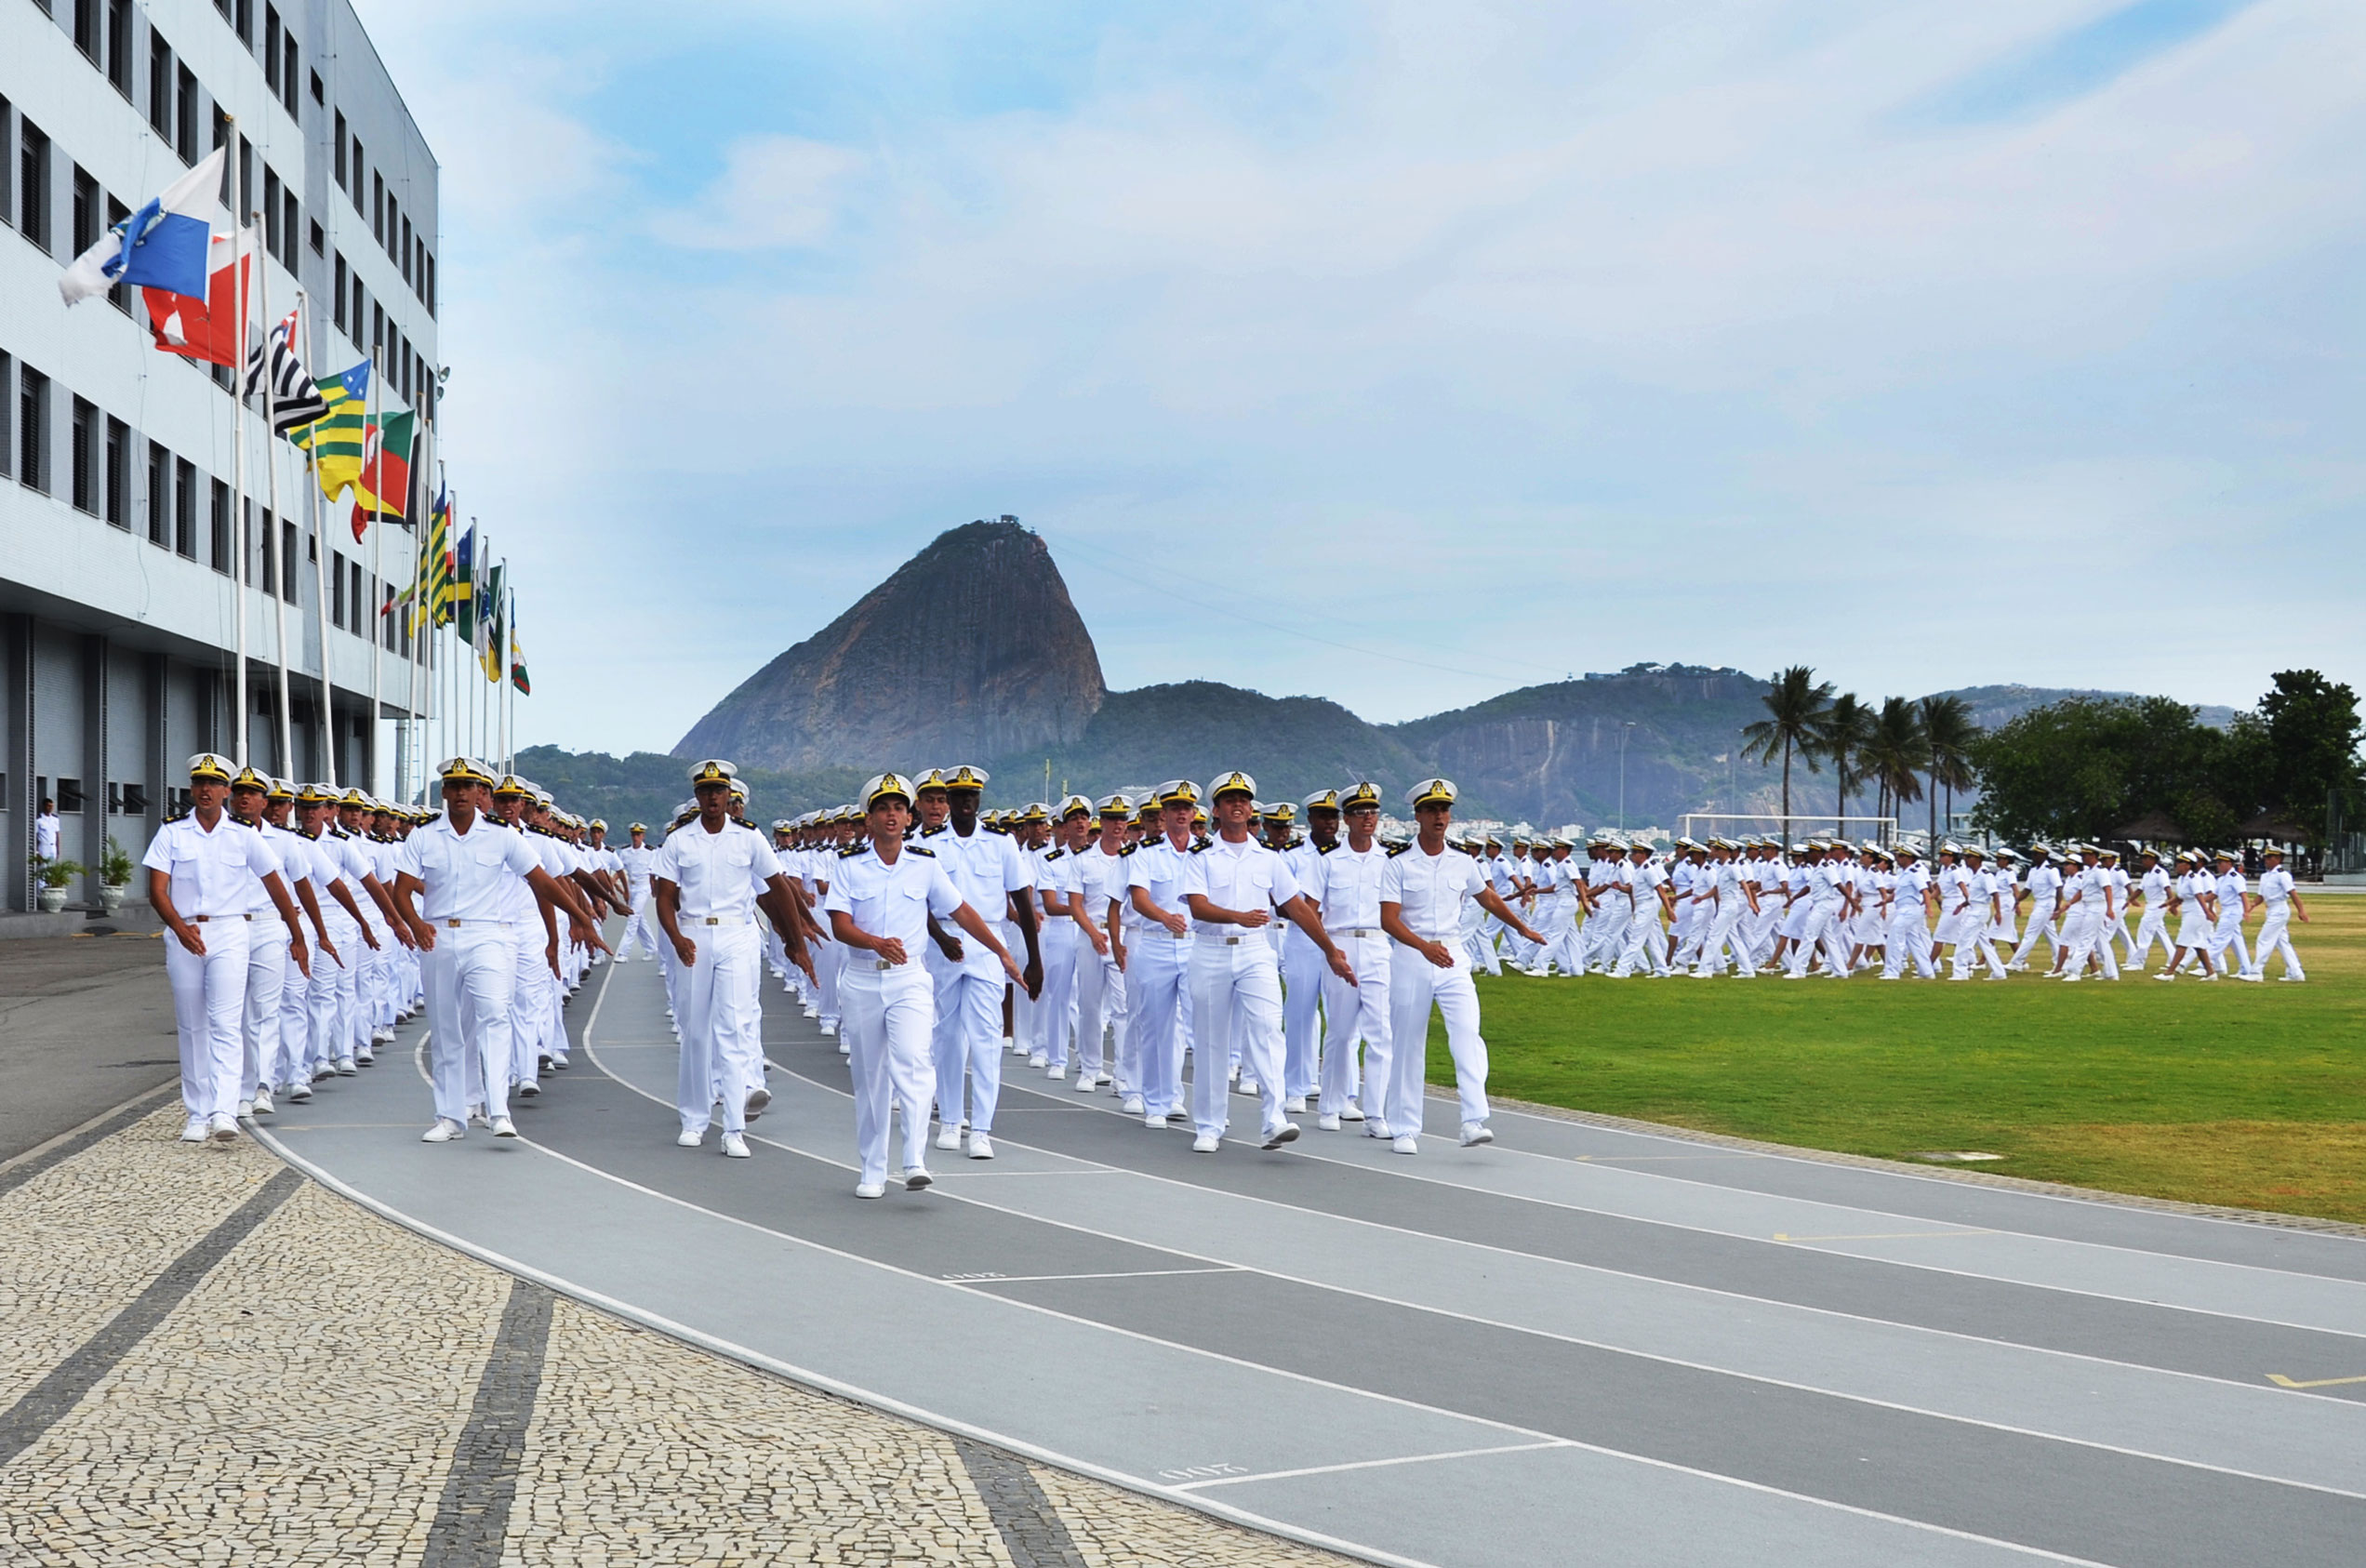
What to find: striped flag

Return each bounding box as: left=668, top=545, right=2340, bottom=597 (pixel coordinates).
left=473, top=563, right=506, bottom=683
left=244, top=309, right=328, bottom=434
left=392, top=485, right=455, bottom=633
left=509, top=600, right=530, bottom=695
left=289, top=360, right=370, bottom=498
left=451, top=526, right=478, bottom=644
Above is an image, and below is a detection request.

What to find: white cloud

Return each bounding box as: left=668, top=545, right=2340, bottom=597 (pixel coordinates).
left=648, top=136, right=870, bottom=251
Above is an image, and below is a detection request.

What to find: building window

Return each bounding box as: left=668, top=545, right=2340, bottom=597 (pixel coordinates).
left=425, top=253, right=436, bottom=316
left=210, top=478, right=231, bottom=572
left=104, top=195, right=130, bottom=313
left=281, top=188, right=298, bottom=267
left=349, top=137, right=364, bottom=213
left=281, top=36, right=299, bottom=116
left=262, top=166, right=281, bottom=257
left=331, top=549, right=346, bottom=625
left=333, top=255, right=347, bottom=330
left=282, top=518, right=298, bottom=603
left=146, top=441, right=168, bottom=544
left=264, top=7, right=280, bottom=90
left=400, top=215, right=412, bottom=285
left=0, top=353, right=10, bottom=478
left=386, top=196, right=400, bottom=262
left=176, top=64, right=199, bottom=166
left=175, top=457, right=196, bottom=557
left=310, top=71, right=324, bottom=106
left=372, top=302, right=384, bottom=358
left=72, top=166, right=98, bottom=262
left=19, top=120, right=51, bottom=252
left=333, top=113, right=346, bottom=188
left=57, top=778, right=86, bottom=815
left=236, top=0, right=252, bottom=47
left=104, top=417, right=127, bottom=526
left=352, top=562, right=364, bottom=633
left=248, top=500, right=270, bottom=592
left=352, top=277, right=366, bottom=341
left=237, top=135, right=252, bottom=220
left=73, top=0, right=100, bottom=60
left=108, top=2, right=132, bottom=97
left=0, top=96, right=12, bottom=236
left=18, top=367, right=49, bottom=495
left=149, top=36, right=171, bottom=140
left=309, top=218, right=323, bottom=257
left=372, top=171, right=384, bottom=243
left=71, top=397, right=95, bottom=512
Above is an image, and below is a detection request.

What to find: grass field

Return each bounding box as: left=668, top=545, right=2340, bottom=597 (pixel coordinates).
left=1438, top=895, right=2366, bottom=1225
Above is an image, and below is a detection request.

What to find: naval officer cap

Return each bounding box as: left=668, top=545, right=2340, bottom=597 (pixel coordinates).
left=1406, top=777, right=1458, bottom=809
left=1302, top=789, right=1341, bottom=813
left=1339, top=781, right=1383, bottom=810
left=187, top=751, right=236, bottom=783
left=687, top=759, right=738, bottom=788
left=728, top=777, right=750, bottom=802
left=1157, top=778, right=1201, bottom=807
left=1097, top=791, right=1135, bottom=817
left=862, top=772, right=917, bottom=810
left=912, top=768, right=949, bottom=792
left=438, top=756, right=495, bottom=786
left=1206, top=771, right=1256, bottom=803
left=230, top=764, right=271, bottom=792
left=295, top=781, right=338, bottom=805
left=1261, top=801, right=1296, bottom=823
left=268, top=776, right=298, bottom=802
left=1016, top=801, right=1050, bottom=824
left=940, top=764, right=989, bottom=791
left=493, top=774, right=529, bottom=798
left=1058, top=793, right=1094, bottom=820
left=629, top=822, right=647, bottom=833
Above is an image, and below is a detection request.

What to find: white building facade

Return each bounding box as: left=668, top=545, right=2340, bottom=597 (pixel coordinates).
left=3, top=0, right=439, bottom=912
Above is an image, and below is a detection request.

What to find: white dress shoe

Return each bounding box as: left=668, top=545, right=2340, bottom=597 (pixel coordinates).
left=1460, top=1122, right=1495, bottom=1147
left=516, top=1081, right=539, bottom=1098
left=818, top=1020, right=837, bottom=1037
left=968, top=1134, right=995, bottom=1160
left=210, top=1113, right=239, bottom=1144
left=1121, top=1095, right=1146, bottom=1114
left=720, top=1133, right=751, bottom=1158
left=1144, top=1112, right=1166, bottom=1130
left=1284, top=1096, right=1308, bottom=1114
left=334, top=1057, right=357, bottom=1076
left=1391, top=1135, right=1419, bottom=1154
left=1261, top=1123, right=1300, bottom=1150
left=1236, top=1080, right=1260, bottom=1097
left=855, top=1180, right=886, bottom=1199
left=287, top=1082, right=312, bottom=1103
left=1029, top=1052, right=1048, bottom=1069
left=745, top=1087, right=772, bottom=1120
left=1003, top=1036, right=1019, bottom=1055
left=420, top=1119, right=464, bottom=1143
left=1317, top=1113, right=1341, bottom=1131
left=355, top=1047, right=377, bottom=1065
left=250, top=1088, right=273, bottom=1116
left=936, top=1126, right=963, bottom=1150
left=180, top=1118, right=211, bottom=1144
left=1339, top=1103, right=1364, bottom=1122
left=676, top=1129, right=703, bottom=1148
left=236, top=1100, right=254, bottom=1119
left=903, top=1165, right=933, bottom=1190
left=490, top=1117, right=518, bottom=1138
left=1072, top=1076, right=1097, bottom=1093
left=1046, top=1065, right=1066, bottom=1082
left=1191, top=1132, right=1222, bottom=1153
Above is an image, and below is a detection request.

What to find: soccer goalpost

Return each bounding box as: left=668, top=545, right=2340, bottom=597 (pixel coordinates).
left=1675, top=812, right=1900, bottom=845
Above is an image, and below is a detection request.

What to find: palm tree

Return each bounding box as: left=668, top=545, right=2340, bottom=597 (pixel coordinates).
left=1919, top=694, right=1978, bottom=844
left=1864, top=697, right=1929, bottom=841
left=1818, top=692, right=1873, bottom=832
left=1740, top=666, right=1833, bottom=826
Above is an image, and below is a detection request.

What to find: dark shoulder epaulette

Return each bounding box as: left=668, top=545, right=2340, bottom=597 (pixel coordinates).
left=1192, top=833, right=1213, bottom=850
left=1119, top=843, right=1139, bottom=857
left=1318, top=841, right=1338, bottom=855
left=905, top=844, right=935, bottom=857
left=918, top=824, right=945, bottom=838
left=1387, top=843, right=1414, bottom=857
left=838, top=843, right=871, bottom=858
left=1044, top=847, right=1066, bottom=861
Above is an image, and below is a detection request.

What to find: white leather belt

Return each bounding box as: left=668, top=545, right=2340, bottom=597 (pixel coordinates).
left=698, top=914, right=747, bottom=926
left=1329, top=926, right=1379, bottom=939
left=443, top=918, right=513, bottom=928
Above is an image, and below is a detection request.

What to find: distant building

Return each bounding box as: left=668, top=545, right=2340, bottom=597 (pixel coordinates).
left=2, top=0, right=436, bottom=911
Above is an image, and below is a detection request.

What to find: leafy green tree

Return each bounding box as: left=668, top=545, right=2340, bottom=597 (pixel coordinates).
left=2255, top=670, right=2364, bottom=843
left=1919, top=695, right=1977, bottom=844
left=1863, top=697, right=1929, bottom=834
left=1969, top=697, right=2231, bottom=844
left=1817, top=692, right=1873, bottom=829
left=1741, top=665, right=1833, bottom=823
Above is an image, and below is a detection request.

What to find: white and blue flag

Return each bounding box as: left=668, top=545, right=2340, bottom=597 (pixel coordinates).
left=60, top=147, right=227, bottom=306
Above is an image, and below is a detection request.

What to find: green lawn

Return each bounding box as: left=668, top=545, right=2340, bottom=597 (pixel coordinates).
left=1434, top=898, right=2366, bottom=1224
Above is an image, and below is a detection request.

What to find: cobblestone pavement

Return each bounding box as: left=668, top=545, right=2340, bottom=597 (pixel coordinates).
left=0, top=1110, right=1355, bottom=1567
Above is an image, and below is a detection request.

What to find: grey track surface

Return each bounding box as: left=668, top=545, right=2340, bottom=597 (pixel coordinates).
left=250, top=948, right=2366, bottom=1568
left=0, top=935, right=179, bottom=1164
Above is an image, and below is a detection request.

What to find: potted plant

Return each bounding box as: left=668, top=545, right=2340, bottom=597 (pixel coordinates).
left=99, top=836, right=135, bottom=915
left=32, top=854, right=85, bottom=914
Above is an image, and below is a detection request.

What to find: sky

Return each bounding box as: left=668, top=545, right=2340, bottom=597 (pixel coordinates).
left=353, top=0, right=2366, bottom=756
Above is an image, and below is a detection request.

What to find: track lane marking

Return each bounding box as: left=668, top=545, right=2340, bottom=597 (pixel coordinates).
left=1172, top=1441, right=1576, bottom=1491
left=2269, top=1374, right=2366, bottom=1390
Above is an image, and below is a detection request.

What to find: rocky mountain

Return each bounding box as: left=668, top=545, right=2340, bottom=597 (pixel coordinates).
left=674, top=520, right=1106, bottom=771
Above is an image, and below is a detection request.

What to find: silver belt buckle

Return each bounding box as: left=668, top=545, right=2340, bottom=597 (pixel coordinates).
left=875, top=959, right=894, bottom=971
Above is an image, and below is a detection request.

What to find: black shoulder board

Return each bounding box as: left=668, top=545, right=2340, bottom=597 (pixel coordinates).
left=1187, top=839, right=1210, bottom=854
left=1387, top=843, right=1413, bottom=857
left=838, top=843, right=871, bottom=858
left=1318, top=841, right=1338, bottom=855
left=918, top=824, right=945, bottom=838
left=906, top=844, right=935, bottom=857
left=1119, top=843, right=1138, bottom=857
left=1044, top=847, right=1066, bottom=861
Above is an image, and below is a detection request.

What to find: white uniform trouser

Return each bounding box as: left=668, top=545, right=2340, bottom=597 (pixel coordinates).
left=1035, top=924, right=1080, bottom=1069
left=841, top=959, right=937, bottom=1185
left=312, top=912, right=360, bottom=1069
left=1951, top=910, right=2005, bottom=978
left=1125, top=931, right=1192, bottom=1116
left=2127, top=908, right=2172, bottom=969
left=423, top=923, right=516, bottom=1125
left=1882, top=910, right=1936, bottom=977
left=676, top=922, right=762, bottom=1136
left=1383, top=943, right=1488, bottom=1138
left=1691, top=900, right=1749, bottom=976
left=1280, top=929, right=1325, bottom=1099
left=2249, top=907, right=2303, bottom=978
left=1614, top=908, right=1667, bottom=977
left=2059, top=907, right=2120, bottom=978
left=239, top=915, right=290, bottom=1101
left=2205, top=911, right=2250, bottom=974
left=166, top=918, right=252, bottom=1121
left=619, top=889, right=661, bottom=959
left=817, top=936, right=843, bottom=1026
left=1072, top=944, right=1120, bottom=1084
left=1584, top=908, right=1627, bottom=972
left=512, top=928, right=555, bottom=1088
left=2009, top=902, right=2059, bottom=967
left=1189, top=935, right=1285, bottom=1139
left=273, top=924, right=313, bottom=1090
left=1319, top=929, right=1390, bottom=1121
left=933, top=962, right=1006, bottom=1132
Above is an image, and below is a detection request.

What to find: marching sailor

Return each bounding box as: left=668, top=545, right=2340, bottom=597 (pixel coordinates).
left=920, top=765, right=1043, bottom=1161
left=1125, top=781, right=1203, bottom=1125
left=1315, top=781, right=1390, bottom=1132
left=2243, top=846, right=2306, bottom=981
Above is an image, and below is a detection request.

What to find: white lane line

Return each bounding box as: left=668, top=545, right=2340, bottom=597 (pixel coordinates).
left=254, top=1079, right=2117, bottom=1568
left=1174, top=1441, right=1575, bottom=1491
left=958, top=1267, right=1243, bottom=1285
left=687, top=1055, right=2366, bottom=1502
left=808, top=1059, right=2364, bottom=1402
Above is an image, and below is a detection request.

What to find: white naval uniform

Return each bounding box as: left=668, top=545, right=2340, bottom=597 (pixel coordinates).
left=1071, top=843, right=1129, bottom=1089
left=653, top=819, right=780, bottom=1138
left=1124, top=835, right=1198, bottom=1119
left=1180, top=834, right=1302, bottom=1141
left=2057, top=866, right=2120, bottom=978
left=1279, top=838, right=1329, bottom=1100
left=2128, top=865, right=2173, bottom=969
left=508, top=829, right=577, bottom=1089
left=2247, top=868, right=2304, bottom=979
left=1882, top=861, right=1937, bottom=978
left=617, top=844, right=662, bottom=959
left=1032, top=845, right=1082, bottom=1071
left=1615, top=859, right=1671, bottom=977
left=1690, top=859, right=1752, bottom=977
left=397, top=813, right=539, bottom=1127
left=238, top=823, right=310, bottom=1102
left=1313, top=839, right=1391, bottom=1125
left=825, top=844, right=964, bottom=1186
left=2207, top=870, right=2250, bottom=974
left=2009, top=864, right=2064, bottom=968
left=1379, top=843, right=1491, bottom=1142
left=144, top=815, right=285, bottom=1124
left=925, top=824, right=1034, bottom=1136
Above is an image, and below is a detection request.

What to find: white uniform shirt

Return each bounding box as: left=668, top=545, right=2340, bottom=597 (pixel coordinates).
left=2025, top=864, right=2062, bottom=908
left=1180, top=835, right=1300, bottom=937
left=1036, top=846, right=1080, bottom=918
left=2138, top=866, right=2170, bottom=910
left=35, top=811, right=61, bottom=861
left=2258, top=867, right=2294, bottom=906
left=1125, top=836, right=1196, bottom=937
left=618, top=844, right=658, bottom=898
left=927, top=825, right=1033, bottom=969
left=2213, top=870, right=2245, bottom=916
left=1076, top=843, right=1130, bottom=930
left=1891, top=862, right=1930, bottom=914
left=1317, top=842, right=1390, bottom=934
left=502, top=830, right=577, bottom=924
left=654, top=820, right=782, bottom=923
left=312, top=831, right=380, bottom=924
left=823, top=845, right=964, bottom=952
left=1381, top=843, right=1489, bottom=945
left=140, top=815, right=286, bottom=919
left=396, top=814, right=542, bottom=923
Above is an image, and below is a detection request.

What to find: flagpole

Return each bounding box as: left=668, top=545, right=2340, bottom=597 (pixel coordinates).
left=311, top=356, right=352, bottom=791
left=228, top=208, right=250, bottom=765
left=365, top=317, right=388, bottom=798
left=468, top=518, right=481, bottom=762
left=264, top=259, right=295, bottom=777
left=502, top=568, right=514, bottom=773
